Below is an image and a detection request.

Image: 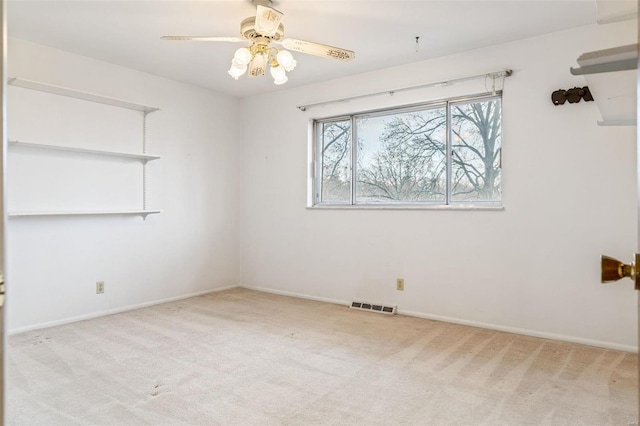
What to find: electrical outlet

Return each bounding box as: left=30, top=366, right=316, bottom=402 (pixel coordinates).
left=96, top=281, right=105, bottom=294
left=396, top=278, right=404, bottom=291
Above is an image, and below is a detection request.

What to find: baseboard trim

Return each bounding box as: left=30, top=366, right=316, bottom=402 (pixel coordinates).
left=9, top=285, right=238, bottom=335
left=241, top=284, right=637, bottom=353
left=11, top=284, right=637, bottom=353
left=240, top=285, right=351, bottom=307
left=397, top=309, right=637, bottom=353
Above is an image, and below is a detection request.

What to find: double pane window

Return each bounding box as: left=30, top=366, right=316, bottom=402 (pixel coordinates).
left=314, top=94, right=502, bottom=206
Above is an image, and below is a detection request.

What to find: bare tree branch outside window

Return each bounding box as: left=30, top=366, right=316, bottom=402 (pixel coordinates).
left=356, top=107, right=447, bottom=202
left=450, top=99, right=501, bottom=201
left=315, top=95, right=501, bottom=206
left=320, top=120, right=351, bottom=203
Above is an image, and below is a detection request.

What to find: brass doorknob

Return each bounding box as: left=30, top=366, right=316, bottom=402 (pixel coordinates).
left=601, top=254, right=640, bottom=289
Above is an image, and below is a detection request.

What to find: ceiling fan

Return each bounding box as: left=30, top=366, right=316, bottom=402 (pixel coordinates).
left=161, top=0, right=355, bottom=85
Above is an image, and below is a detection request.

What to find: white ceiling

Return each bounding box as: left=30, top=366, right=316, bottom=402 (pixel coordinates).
left=8, top=1, right=603, bottom=98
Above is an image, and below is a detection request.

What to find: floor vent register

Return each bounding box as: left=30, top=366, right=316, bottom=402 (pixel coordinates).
left=350, top=301, right=397, bottom=315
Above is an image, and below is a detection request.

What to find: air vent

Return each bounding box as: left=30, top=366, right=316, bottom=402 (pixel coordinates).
left=350, top=301, right=397, bottom=315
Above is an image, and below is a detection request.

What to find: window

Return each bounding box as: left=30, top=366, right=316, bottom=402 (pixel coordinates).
left=313, top=94, right=502, bottom=207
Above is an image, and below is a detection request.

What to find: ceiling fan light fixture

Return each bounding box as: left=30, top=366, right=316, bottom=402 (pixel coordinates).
left=254, top=5, right=284, bottom=38
left=228, top=63, right=247, bottom=79
left=228, top=65, right=247, bottom=80
left=270, top=64, right=288, bottom=85
left=233, top=47, right=253, bottom=67
left=163, top=1, right=355, bottom=87
left=249, top=52, right=268, bottom=77
left=276, top=50, right=297, bottom=72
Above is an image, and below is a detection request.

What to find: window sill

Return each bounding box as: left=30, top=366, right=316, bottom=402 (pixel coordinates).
left=307, top=203, right=504, bottom=211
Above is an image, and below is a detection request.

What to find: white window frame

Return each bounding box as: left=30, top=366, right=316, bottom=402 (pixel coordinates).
left=309, top=92, right=504, bottom=210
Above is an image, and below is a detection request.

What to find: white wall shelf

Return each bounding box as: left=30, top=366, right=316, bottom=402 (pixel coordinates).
left=570, top=44, right=638, bottom=76
left=8, top=210, right=162, bottom=219
left=8, top=77, right=160, bottom=113
left=570, top=43, right=637, bottom=127
left=9, top=77, right=162, bottom=219
left=9, top=140, right=161, bottom=163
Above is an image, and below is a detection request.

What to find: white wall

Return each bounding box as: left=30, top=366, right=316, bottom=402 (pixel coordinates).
left=7, top=22, right=638, bottom=351
left=239, top=22, right=639, bottom=351
left=7, top=38, right=241, bottom=332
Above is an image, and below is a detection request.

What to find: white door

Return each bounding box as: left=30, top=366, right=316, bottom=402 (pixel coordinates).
left=0, top=0, right=7, bottom=422
left=599, top=17, right=640, bottom=420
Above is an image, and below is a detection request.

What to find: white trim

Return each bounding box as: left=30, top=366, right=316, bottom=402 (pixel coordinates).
left=11, top=284, right=636, bottom=353
left=395, top=309, right=637, bottom=353
left=307, top=204, right=504, bottom=211
left=8, top=285, right=237, bottom=335
left=240, top=284, right=351, bottom=307
left=242, top=285, right=636, bottom=353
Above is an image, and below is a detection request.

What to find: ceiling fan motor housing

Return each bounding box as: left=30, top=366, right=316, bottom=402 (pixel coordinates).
left=240, top=17, right=284, bottom=41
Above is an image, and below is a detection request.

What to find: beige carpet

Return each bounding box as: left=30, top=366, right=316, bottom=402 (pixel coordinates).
left=7, top=288, right=638, bottom=425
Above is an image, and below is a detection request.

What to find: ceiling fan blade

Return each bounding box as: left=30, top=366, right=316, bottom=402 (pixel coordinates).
left=281, top=38, right=355, bottom=61
left=161, top=36, right=246, bottom=42
left=254, top=5, right=283, bottom=37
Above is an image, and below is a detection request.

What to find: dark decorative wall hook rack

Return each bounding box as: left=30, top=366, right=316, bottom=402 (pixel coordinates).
left=551, top=87, right=594, bottom=105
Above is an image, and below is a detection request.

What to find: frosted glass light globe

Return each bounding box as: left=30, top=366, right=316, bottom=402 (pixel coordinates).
left=228, top=63, right=247, bottom=79
left=233, top=48, right=252, bottom=66
left=276, top=50, right=297, bottom=72
left=270, top=65, right=288, bottom=85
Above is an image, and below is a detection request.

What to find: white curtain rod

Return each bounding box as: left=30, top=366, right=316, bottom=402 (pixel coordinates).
left=297, top=69, right=513, bottom=112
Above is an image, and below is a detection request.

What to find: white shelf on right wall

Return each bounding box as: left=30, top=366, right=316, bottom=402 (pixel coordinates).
left=570, top=44, right=637, bottom=126
left=570, top=1, right=637, bottom=127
